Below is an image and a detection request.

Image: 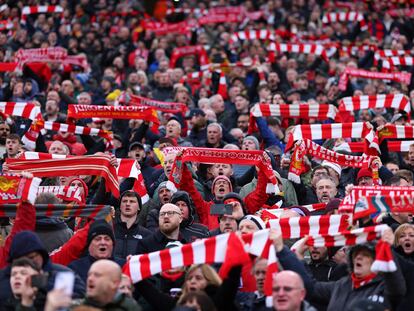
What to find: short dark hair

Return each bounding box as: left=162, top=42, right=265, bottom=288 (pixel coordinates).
left=6, top=133, right=21, bottom=143
left=11, top=257, right=41, bottom=272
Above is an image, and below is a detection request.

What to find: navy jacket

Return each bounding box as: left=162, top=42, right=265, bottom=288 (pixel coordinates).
left=68, top=255, right=125, bottom=283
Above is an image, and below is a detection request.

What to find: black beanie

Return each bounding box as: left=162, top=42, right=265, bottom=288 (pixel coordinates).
left=87, top=220, right=115, bottom=246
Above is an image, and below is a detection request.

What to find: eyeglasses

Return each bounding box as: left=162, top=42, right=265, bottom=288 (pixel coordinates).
left=273, top=286, right=302, bottom=293
left=159, top=211, right=181, bottom=217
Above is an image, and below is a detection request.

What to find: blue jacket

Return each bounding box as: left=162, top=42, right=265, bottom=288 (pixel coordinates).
left=68, top=255, right=125, bottom=283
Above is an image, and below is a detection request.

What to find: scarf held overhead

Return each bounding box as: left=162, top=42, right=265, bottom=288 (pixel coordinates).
left=6, top=154, right=120, bottom=198
left=169, top=148, right=278, bottom=193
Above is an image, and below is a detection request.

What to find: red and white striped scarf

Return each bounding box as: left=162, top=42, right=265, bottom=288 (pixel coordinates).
left=170, top=148, right=278, bottom=193
left=338, top=67, right=412, bottom=91
left=124, top=230, right=277, bottom=307
left=0, top=175, right=41, bottom=205
left=268, top=214, right=351, bottom=239
left=166, top=8, right=208, bottom=16
left=229, top=30, right=275, bottom=45
left=116, top=159, right=149, bottom=204
left=248, top=103, right=338, bottom=134
left=285, top=122, right=377, bottom=152
left=0, top=102, right=43, bottom=121
left=268, top=43, right=328, bottom=62
left=338, top=94, right=410, bottom=122
left=378, top=125, right=414, bottom=141
left=170, top=45, right=209, bottom=69
left=37, top=186, right=83, bottom=204
left=381, top=56, right=414, bottom=69
left=348, top=140, right=414, bottom=153
left=21, top=5, right=63, bottom=24
left=339, top=185, right=414, bottom=215
left=118, top=93, right=188, bottom=114
left=305, top=224, right=388, bottom=247
left=339, top=93, right=409, bottom=113
left=322, top=12, right=367, bottom=31
left=6, top=154, right=120, bottom=197
left=374, top=49, right=410, bottom=61
left=0, top=204, right=112, bottom=221
left=66, top=105, right=159, bottom=132
left=338, top=44, right=376, bottom=57
left=288, top=139, right=375, bottom=183
left=21, top=120, right=113, bottom=151
left=15, top=152, right=148, bottom=204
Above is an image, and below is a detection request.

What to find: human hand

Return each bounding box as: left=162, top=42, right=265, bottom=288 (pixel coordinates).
left=44, top=289, right=72, bottom=311
left=269, top=228, right=284, bottom=252
left=381, top=227, right=395, bottom=245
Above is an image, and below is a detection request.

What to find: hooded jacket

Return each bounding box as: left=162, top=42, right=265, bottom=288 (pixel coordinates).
left=170, top=191, right=210, bottom=242
left=0, top=231, right=86, bottom=306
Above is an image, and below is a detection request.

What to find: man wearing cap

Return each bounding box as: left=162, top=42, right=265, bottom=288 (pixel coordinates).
left=68, top=220, right=125, bottom=282
left=114, top=191, right=152, bottom=259
left=136, top=203, right=188, bottom=254
left=0, top=231, right=86, bottom=305
left=186, top=108, right=208, bottom=146
left=128, top=141, right=156, bottom=189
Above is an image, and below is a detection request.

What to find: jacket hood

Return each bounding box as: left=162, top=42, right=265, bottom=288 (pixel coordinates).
left=8, top=230, right=49, bottom=265
left=170, top=190, right=194, bottom=226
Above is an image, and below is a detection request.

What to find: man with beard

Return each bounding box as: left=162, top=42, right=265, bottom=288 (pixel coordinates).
left=186, top=108, right=208, bottom=146
left=136, top=203, right=188, bottom=254
left=146, top=181, right=174, bottom=231
left=315, top=177, right=338, bottom=204
left=43, top=99, right=66, bottom=123
left=0, top=122, right=10, bottom=156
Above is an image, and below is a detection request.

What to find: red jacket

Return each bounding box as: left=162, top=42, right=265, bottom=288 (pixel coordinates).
left=0, top=203, right=36, bottom=269
left=179, top=166, right=269, bottom=230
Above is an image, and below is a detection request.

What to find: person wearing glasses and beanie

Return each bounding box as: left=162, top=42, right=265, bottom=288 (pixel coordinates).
left=136, top=203, right=189, bottom=254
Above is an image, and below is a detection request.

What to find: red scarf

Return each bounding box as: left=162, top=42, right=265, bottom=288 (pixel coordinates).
left=338, top=67, right=411, bottom=91
left=170, top=45, right=209, bottom=69
left=120, top=93, right=188, bottom=114
left=351, top=272, right=377, bottom=289
left=340, top=185, right=414, bottom=215
left=67, top=104, right=159, bottom=132
left=169, top=148, right=278, bottom=193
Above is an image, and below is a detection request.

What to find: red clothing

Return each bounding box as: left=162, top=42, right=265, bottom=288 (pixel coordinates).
left=179, top=166, right=269, bottom=230
left=50, top=222, right=90, bottom=266
left=0, top=203, right=36, bottom=269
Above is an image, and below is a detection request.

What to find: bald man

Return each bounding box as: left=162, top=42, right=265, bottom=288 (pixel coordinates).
left=272, top=271, right=316, bottom=311
left=79, top=260, right=141, bottom=309
left=136, top=203, right=186, bottom=254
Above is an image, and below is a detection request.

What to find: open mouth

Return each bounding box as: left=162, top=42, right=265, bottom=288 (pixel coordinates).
left=99, top=246, right=107, bottom=252
left=404, top=242, right=412, bottom=248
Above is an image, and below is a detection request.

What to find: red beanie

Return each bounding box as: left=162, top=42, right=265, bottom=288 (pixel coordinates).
left=357, top=168, right=373, bottom=182
left=211, top=175, right=233, bottom=194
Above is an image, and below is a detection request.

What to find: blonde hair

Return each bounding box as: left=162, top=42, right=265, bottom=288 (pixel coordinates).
left=394, top=223, right=414, bottom=247
left=179, top=264, right=222, bottom=302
